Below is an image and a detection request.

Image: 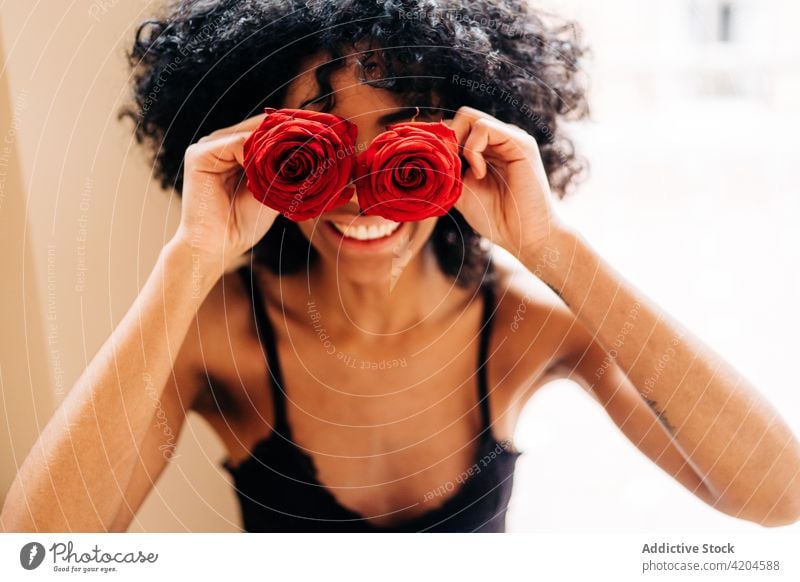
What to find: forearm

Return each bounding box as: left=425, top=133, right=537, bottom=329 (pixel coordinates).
left=0, top=238, right=220, bottom=532
left=523, top=224, right=800, bottom=524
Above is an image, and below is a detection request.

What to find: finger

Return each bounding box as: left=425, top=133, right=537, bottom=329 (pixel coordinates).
left=475, top=117, right=531, bottom=161
left=185, top=130, right=253, bottom=173
left=233, top=177, right=279, bottom=244
left=453, top=169, right=498, bottom=233
left=447, top=105, right=496, bottom=146
left=462, top=118, right=534, bottom=183
left=449, top=107, right=536, bottom=177
left=461, top=119, right=490, bottom=179
left=449, top=106, right=538, bottom=153
left=197, top=112, right=268, bottom=143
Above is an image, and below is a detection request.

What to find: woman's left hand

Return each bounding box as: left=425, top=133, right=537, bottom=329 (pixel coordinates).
left=446, top=106, right=563, bottom=261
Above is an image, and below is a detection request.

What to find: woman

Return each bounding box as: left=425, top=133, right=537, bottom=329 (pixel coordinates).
left=2, top=0, right=799, bottom=532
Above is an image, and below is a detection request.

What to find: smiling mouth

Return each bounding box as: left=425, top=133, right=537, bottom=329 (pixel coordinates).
left=327, top=219, right=402, bottom=241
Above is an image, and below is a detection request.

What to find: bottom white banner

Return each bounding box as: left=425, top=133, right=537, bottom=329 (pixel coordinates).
left=1, top=531, right=797, bottom=581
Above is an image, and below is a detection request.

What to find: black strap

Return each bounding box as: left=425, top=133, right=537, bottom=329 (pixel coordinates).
left=238, top=264, right=495, bottom=437
left=237, top=265, right=291, bottom=438
left=476, top=281, right=495, bottom=433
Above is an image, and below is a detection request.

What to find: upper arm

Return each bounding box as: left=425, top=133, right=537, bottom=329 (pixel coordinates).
left=560, top=328, right=717, bottom=506
left=107, top=268, right=258, bottom=531
left=490, top=255, right=716, bottom=505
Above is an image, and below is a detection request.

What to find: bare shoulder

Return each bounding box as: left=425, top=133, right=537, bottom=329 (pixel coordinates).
left=182, top=266, right=267, bottom=416
left=487, top=249, right=590, bottom=410
left=195, top=266, right=253, bottom=334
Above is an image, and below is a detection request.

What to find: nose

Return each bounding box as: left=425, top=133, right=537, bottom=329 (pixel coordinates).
left=339, top=117, right=377, bottom=213
left=347, top=188, right=360, bottom=209
left=352, top=118, right=381, bottom=155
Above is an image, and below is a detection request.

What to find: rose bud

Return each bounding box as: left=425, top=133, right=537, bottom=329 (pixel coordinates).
left=243, top=108, right=359, bottom=221
left=354, top=121, right=462, bottom=222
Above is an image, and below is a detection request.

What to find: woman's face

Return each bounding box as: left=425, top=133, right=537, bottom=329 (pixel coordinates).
left=282, top=54, right=440, bottom=286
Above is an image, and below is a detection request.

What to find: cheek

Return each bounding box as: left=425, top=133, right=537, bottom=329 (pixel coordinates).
left=296, top=219, right=318, bottom=241
left=408, top=217, right=438, bottom=246
left=421, top=217, right=439, bottom=235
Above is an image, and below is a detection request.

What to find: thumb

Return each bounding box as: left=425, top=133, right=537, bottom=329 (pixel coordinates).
left=235, top=183, right=279, bottom=248
left=454, top=174, right=491, bottom=233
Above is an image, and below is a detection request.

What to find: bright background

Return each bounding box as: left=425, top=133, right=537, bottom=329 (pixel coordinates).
left=1, top=0, right=798, bottom=532
left=507, top=0, right=800, bottom=532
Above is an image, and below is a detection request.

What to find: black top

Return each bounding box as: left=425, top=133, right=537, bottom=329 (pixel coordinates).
left=222, top=264, right=522, bottom=532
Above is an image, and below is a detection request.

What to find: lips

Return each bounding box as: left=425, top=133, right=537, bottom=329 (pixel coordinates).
left=328, top=219, right=401, bottom=241
left=322, top=217, right=407, bottom=251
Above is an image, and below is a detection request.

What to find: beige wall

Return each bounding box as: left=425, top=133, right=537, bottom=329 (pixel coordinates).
left=0, top=4, right=238, bottom=531
left=0, top=25, right=54, bottom=508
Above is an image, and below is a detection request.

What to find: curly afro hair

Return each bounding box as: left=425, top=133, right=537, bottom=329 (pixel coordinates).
left=122, top=0, right=589, bottom=288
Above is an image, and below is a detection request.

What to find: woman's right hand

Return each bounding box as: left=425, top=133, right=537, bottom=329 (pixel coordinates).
left=171, top=113, right=279, bottom=274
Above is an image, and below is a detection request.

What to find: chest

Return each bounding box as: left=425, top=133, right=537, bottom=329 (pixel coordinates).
left=201, top=301, right=518, bottom=523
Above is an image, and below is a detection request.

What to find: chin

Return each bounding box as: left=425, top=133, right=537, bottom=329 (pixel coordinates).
left=334, top=259, right=397, bottom=286
left=313, top=234, right=410, bottom=285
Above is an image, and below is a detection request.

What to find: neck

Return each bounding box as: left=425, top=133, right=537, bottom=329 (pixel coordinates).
left=307, top=244, right=449, bottom=334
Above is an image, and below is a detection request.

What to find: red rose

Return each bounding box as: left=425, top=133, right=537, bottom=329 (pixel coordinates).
left=243, top=108, right=359, bottom=221
left=354, top=121, right=462, bottom=221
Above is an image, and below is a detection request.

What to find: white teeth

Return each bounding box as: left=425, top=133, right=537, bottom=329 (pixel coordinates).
left=331, top=220, right=401, bottom=240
